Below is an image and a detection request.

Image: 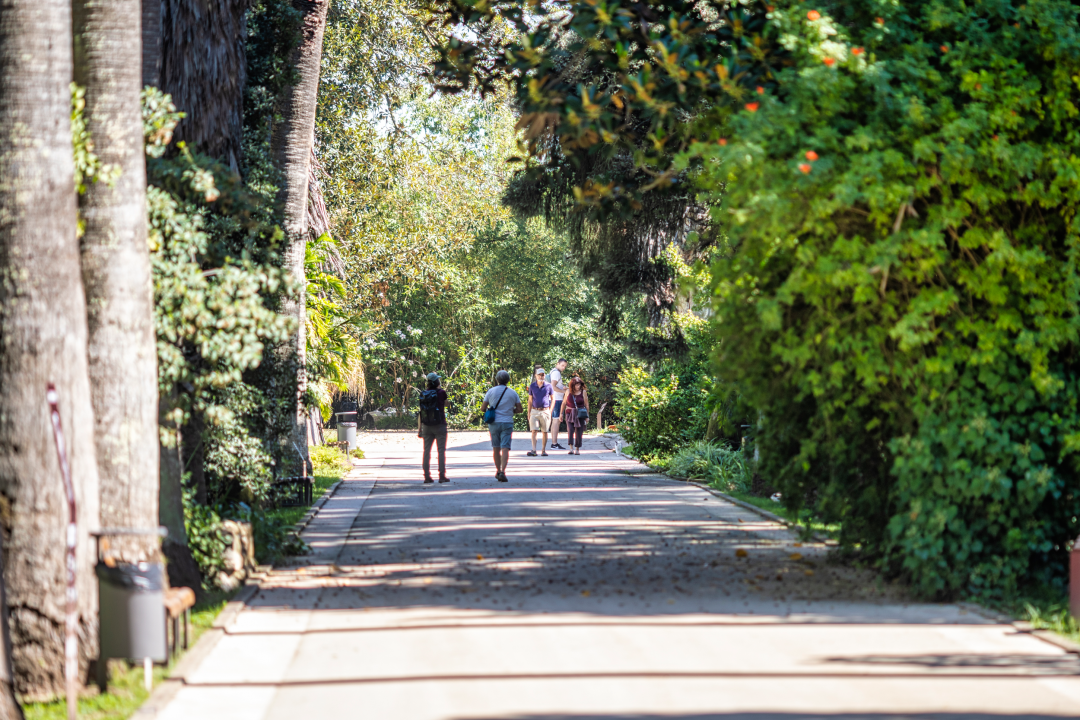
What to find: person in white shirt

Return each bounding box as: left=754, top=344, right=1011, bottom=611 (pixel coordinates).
left=548, top=358, right=568, bottom=450
left=480, top=369, right=523, bottom=482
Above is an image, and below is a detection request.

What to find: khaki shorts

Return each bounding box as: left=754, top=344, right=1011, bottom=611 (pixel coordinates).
left=529, top=408, right=551, bottom=432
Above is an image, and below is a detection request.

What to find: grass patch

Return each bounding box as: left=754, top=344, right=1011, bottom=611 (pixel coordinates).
left=722, top=491, right=841, bottom=540
left=23, top=596, right=232, bottom=720
left=978, top=586, right=1080, bottom=645
left=264, top=474, right=340, bottom=528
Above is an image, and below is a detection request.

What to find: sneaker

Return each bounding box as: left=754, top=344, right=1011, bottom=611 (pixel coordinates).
left=497, top=472, right=508, bottom=482
left=554, top=444, right=567, bottom=450
left=423, top=477, right=434, bottom=484
left=526, top=450, right=537, bottom=457
left=568, top=450, right=574, bottom=455
left=438, top=476, right=449, bottom=483
left=541, top=452, right=548, bottom=457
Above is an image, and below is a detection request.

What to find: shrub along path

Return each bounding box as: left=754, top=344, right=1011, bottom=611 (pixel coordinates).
left=144, top=431, right=1080, bottom=719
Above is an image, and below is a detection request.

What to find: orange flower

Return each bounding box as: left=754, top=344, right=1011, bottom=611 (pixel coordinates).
left=798, top=163, right=812, bottom=174
left=805, top=150, right=819, bottom=161
left=992, top=135, right=999, bottom=141
left=823, top=57, right=836, bottom=66
left=940, top=44, right=949, bottom=53
left=745, top=102, right=760, bottom=112
left=807, top=10, right=821, bottom=20
left=718, top=138, right=728, bottom=146
left=851, top=47, right=864, bottom=56
left=766, top=4, right=774, bottom=11
left=756, top=86, right=765, bottom=95
left=875, top=17, right=884, bottom=24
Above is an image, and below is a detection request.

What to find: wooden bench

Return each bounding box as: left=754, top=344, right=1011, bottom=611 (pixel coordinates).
left=164, top=586, right=196, bottom=659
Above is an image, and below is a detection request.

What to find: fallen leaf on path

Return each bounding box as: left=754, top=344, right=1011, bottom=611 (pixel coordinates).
left=789, top=553, right=803, bottom=560
left=735, top=549, right=748, bottom=558
left=804, top=569, right=815, bottom=576
left=476, top=554, right=484, bottom=560
left=581, top=590, right=590, bottom=597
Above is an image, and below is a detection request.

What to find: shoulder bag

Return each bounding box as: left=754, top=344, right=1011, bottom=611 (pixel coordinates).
left=483, top=386, right=510, bottom=424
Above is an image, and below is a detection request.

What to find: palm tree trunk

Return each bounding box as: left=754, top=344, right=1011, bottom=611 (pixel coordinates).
left=0, top=0, right=102, bottom=700
left=142, top=0, right=162, bottom=88
left=271, top=0, right=329, bottom=475
left=160, top=0, right=248, bottom=172
left=74, top=0, right=161, bottom=565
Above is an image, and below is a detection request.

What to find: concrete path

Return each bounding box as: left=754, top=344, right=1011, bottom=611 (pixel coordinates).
left=149, top=431, right=1080, bottom=720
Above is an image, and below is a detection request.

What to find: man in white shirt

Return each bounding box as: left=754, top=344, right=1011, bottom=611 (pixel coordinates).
left=480, top=370, right=523, bottom=482
left=548, top=358, right=568, bottom=450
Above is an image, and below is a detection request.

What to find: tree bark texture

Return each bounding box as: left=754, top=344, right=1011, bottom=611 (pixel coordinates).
left=271, top=0, right=329, bottom=475
left=160, top=0, right=248, bottom=171
left=142, top=0, right=162, bottom=88
left=0, top=0, right=102, bottom=699
left=0, top=537, right=23, bottom=719
left=74, top=0, right=161, bottom=564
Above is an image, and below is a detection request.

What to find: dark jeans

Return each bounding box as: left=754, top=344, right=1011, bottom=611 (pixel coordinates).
left=567, top=422, right=583, bottom=448
left=421, top=424, right=447, bottom=478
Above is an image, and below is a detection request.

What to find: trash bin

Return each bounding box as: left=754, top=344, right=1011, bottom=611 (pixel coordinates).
left=97, top=561, right=167, bottom=664
left=337, top=421, right=357, bottom=451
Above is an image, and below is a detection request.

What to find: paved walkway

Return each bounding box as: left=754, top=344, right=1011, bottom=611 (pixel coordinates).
left=148, top=431, right=1080, bottom=719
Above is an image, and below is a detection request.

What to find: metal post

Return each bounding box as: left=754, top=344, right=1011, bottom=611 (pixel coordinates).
left=47, top=384, right=78, bottom=720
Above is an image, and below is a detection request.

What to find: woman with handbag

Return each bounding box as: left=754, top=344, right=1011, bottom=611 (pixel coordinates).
left=562, top=375, right=590, bottom=455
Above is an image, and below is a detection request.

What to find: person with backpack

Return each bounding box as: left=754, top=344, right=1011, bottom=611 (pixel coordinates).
left=417, top=372, right=449, bottom=483
left=480, top=369, right=522, bottom=482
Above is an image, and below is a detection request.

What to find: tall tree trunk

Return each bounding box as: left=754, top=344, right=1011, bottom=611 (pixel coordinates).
left=160, top=0, right=248, bottom=172
left=0, top=537, right=24, bottom=720
left=142, top=0, right=162, bottom=88
left=271, top=0, right=329, bottom=476
left=0, top=0, right=101, bottom=700
left=74, top=0, right=161, bottom=563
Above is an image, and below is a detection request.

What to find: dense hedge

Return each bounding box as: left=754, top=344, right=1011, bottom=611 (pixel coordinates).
left=690, top=0, right=1080, bottom=597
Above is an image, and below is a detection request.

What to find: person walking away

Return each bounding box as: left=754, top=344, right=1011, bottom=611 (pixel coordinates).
left=480, top=370, right=522, bottom=482
left=526, top=368, right=553, bottom=456
left=417, top=372, right=449, bottom=483
left=562, top=375, right=590, bottom=455
left=549, top=358, right=568, bottom=449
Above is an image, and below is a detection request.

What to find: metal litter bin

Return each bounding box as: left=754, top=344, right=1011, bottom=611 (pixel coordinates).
left=97, top=561, right=167, bottom=664
left=93, top=527, right=168, bottom=692
left=337, top=421, right=357, bottom=451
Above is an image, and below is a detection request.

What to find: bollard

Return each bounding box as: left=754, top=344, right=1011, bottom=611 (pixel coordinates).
left=1072, top=534, right=1080, bottom=620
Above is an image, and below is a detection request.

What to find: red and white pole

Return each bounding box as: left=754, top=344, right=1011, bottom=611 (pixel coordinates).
left=47, top=384, right=78, bottom=720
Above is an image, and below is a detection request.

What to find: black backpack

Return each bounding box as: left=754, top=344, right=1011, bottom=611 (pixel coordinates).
left=419, top=389, right=441, bottom=425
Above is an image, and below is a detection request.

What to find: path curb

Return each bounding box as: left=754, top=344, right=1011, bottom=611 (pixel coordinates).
left=132, top=469, right=360, bottom=719
left=131, top=582, right=260, bottom=719
left=612, top=444, right=791, bottom=528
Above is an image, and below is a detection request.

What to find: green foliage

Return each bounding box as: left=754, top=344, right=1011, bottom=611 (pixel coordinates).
left=350, top=447, right=365, bottom=459
left=669, top=441, right=753, bottom=494
left=613, top=316, right=726, bottom=458
left=183, top=488, right=229, bottom=589
left=310, top=444, right=352, bottom=475
left=306, top=232, right=364, bottom=418
left=677, top=0, right=1080, bottom=598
